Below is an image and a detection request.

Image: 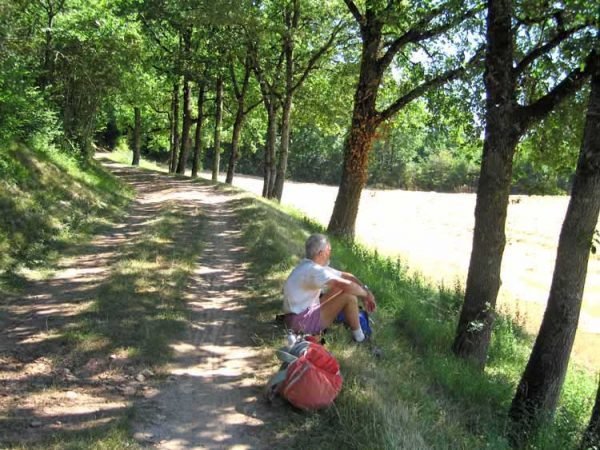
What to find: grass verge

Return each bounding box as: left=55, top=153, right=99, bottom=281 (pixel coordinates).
left=235, top=194, right=596, bottom=450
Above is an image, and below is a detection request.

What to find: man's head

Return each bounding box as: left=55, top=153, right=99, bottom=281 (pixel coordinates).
left=305, top=233, right=331, bottom=264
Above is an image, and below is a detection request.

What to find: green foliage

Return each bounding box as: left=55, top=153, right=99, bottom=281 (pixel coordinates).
left=287, top=126, right=344, bottom=185
left=512, top=91, right=588, bottom=194
left=284, top=103, right=482, bottom=192
left=49, top=3, right=143, bottom=156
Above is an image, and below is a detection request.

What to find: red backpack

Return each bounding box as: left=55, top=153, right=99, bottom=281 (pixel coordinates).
left=266, top=336, right=343, bottom=410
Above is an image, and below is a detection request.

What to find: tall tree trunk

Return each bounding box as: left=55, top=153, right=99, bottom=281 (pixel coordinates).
left=226, top=54, right=253, bottom=185
left=131, top=106, right=141, bottom=166
left=226, top=101, right=245, bottom=184
left=169, top=82, right=180, bottom=173
left=328, top=116, right=378, bottom=236
left=327, top=19, right=383, bottom=237
left=509, top=61, right=600, bottom=444
left=176, top=77, right=192, bottom=174
left=267, top=98, right=279, bottom=198
left=273, top=95, right=292, bottom=200
left=451, top=0, right=517, bottom=367
left=262, top=101, right=277, bottom=197
left=212, top=75, right=223, bottom=182
left=37, top=0, right=66, bottom=90
left=582, top=377, right=600, bottom=450
left=40, top=9, right=54, bottom=89
left=191, top=81, right=205, bottom=178
left=451, top=0, right=589, bottom=369
left=272, top=0, right=299, bottom=201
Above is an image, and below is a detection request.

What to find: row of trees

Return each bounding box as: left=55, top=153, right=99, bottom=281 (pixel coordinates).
left=2, top=0, right=598, bottom=446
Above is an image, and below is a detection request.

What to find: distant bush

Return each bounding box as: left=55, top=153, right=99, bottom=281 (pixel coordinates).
left=511, top=159, right=571, bottom=195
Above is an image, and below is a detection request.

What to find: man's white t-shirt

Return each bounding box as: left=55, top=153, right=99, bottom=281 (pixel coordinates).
left=283, top=259, right=345, bottom=314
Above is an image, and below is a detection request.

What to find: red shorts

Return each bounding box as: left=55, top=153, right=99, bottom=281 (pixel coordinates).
left=284, top=303, right=323, bottom=334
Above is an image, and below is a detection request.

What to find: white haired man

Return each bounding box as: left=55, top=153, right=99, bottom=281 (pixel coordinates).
left=282, top=233, right=376, bottom=342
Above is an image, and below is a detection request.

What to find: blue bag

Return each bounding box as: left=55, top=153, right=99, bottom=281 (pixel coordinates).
left=335, top=309, right=372, bottom=337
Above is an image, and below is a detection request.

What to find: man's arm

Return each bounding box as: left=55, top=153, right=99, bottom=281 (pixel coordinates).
left=337, top=272, right=377, bottom=312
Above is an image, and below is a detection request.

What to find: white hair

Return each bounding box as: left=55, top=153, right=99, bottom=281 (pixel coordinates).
left=305, top=233, right=329, bottom=259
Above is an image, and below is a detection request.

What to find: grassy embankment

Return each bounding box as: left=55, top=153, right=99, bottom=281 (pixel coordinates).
left=1, top=147, right=595, bottom=449
left=0, top=144, right=131, bottom=285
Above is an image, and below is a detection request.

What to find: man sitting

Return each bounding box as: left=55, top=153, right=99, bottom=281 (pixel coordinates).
left=283, top=233, right=376, bottom=342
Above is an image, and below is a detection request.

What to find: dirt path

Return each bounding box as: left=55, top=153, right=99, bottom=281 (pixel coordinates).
left=131, top=175, right=279, bottom=449
left=0, top=161, right=282, bottom=448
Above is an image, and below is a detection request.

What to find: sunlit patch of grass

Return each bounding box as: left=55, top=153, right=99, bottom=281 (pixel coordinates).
left=104, top=145, right=167, bottom=173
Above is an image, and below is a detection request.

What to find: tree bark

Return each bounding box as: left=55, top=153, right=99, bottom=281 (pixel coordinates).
left=37, top=0, right=66, bottom=89
left=581, top=377, right=600, bottom=450
left=272, top=0, right=299, bottom=201
left=131, top=106, right=141, bottom=166
left=274, top=94, right=292, bottom=200
left=328, top=0, right=477, bottom=236
left=452, top=0, right=516, bottom=367
left=328, top=12, right=384, bottom=237
left=509, top=58, right=600, bottom=445
left=191, top=81, right=205, bottom=178
left=226, top=55, right=253, bottom=185
left=226, top=99, right=245, bottom=184
left=263, top=98, right=278, bottom=197
left=212, top=75, right=223, bottom=182
left=176, top=76, right=192, bottom=174
left=452, top=0, right=591, bottom=368
left=169, top=82, right=180, bottom=173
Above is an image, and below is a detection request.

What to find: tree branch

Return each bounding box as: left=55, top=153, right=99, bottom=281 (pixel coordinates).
left=514, top=9, right=563, bottom=27
left=515, top=24, right=592, bottom=76
left=229, top=62, right=241, bottom=99
left=138, top=13, right=173, bottom=55
left=291, top=21, right=343, bottom=93
left=250, top=42, right=282, bottom=108
left=517, top=56, right=593, bottom=132
left=343, top=0, right=364, bottom=28
left=378, top=3, right=483, bottom=72
left=377, top=46, right=484, bottom=125
left=243, top=99, right=261, bottom=116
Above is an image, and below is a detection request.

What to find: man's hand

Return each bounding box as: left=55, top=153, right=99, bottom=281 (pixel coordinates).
left=363, top=289, right=376, bottom=313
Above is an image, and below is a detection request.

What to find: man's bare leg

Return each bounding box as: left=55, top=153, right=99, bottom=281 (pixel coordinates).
left=320, top=290, right=360, bottom=330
